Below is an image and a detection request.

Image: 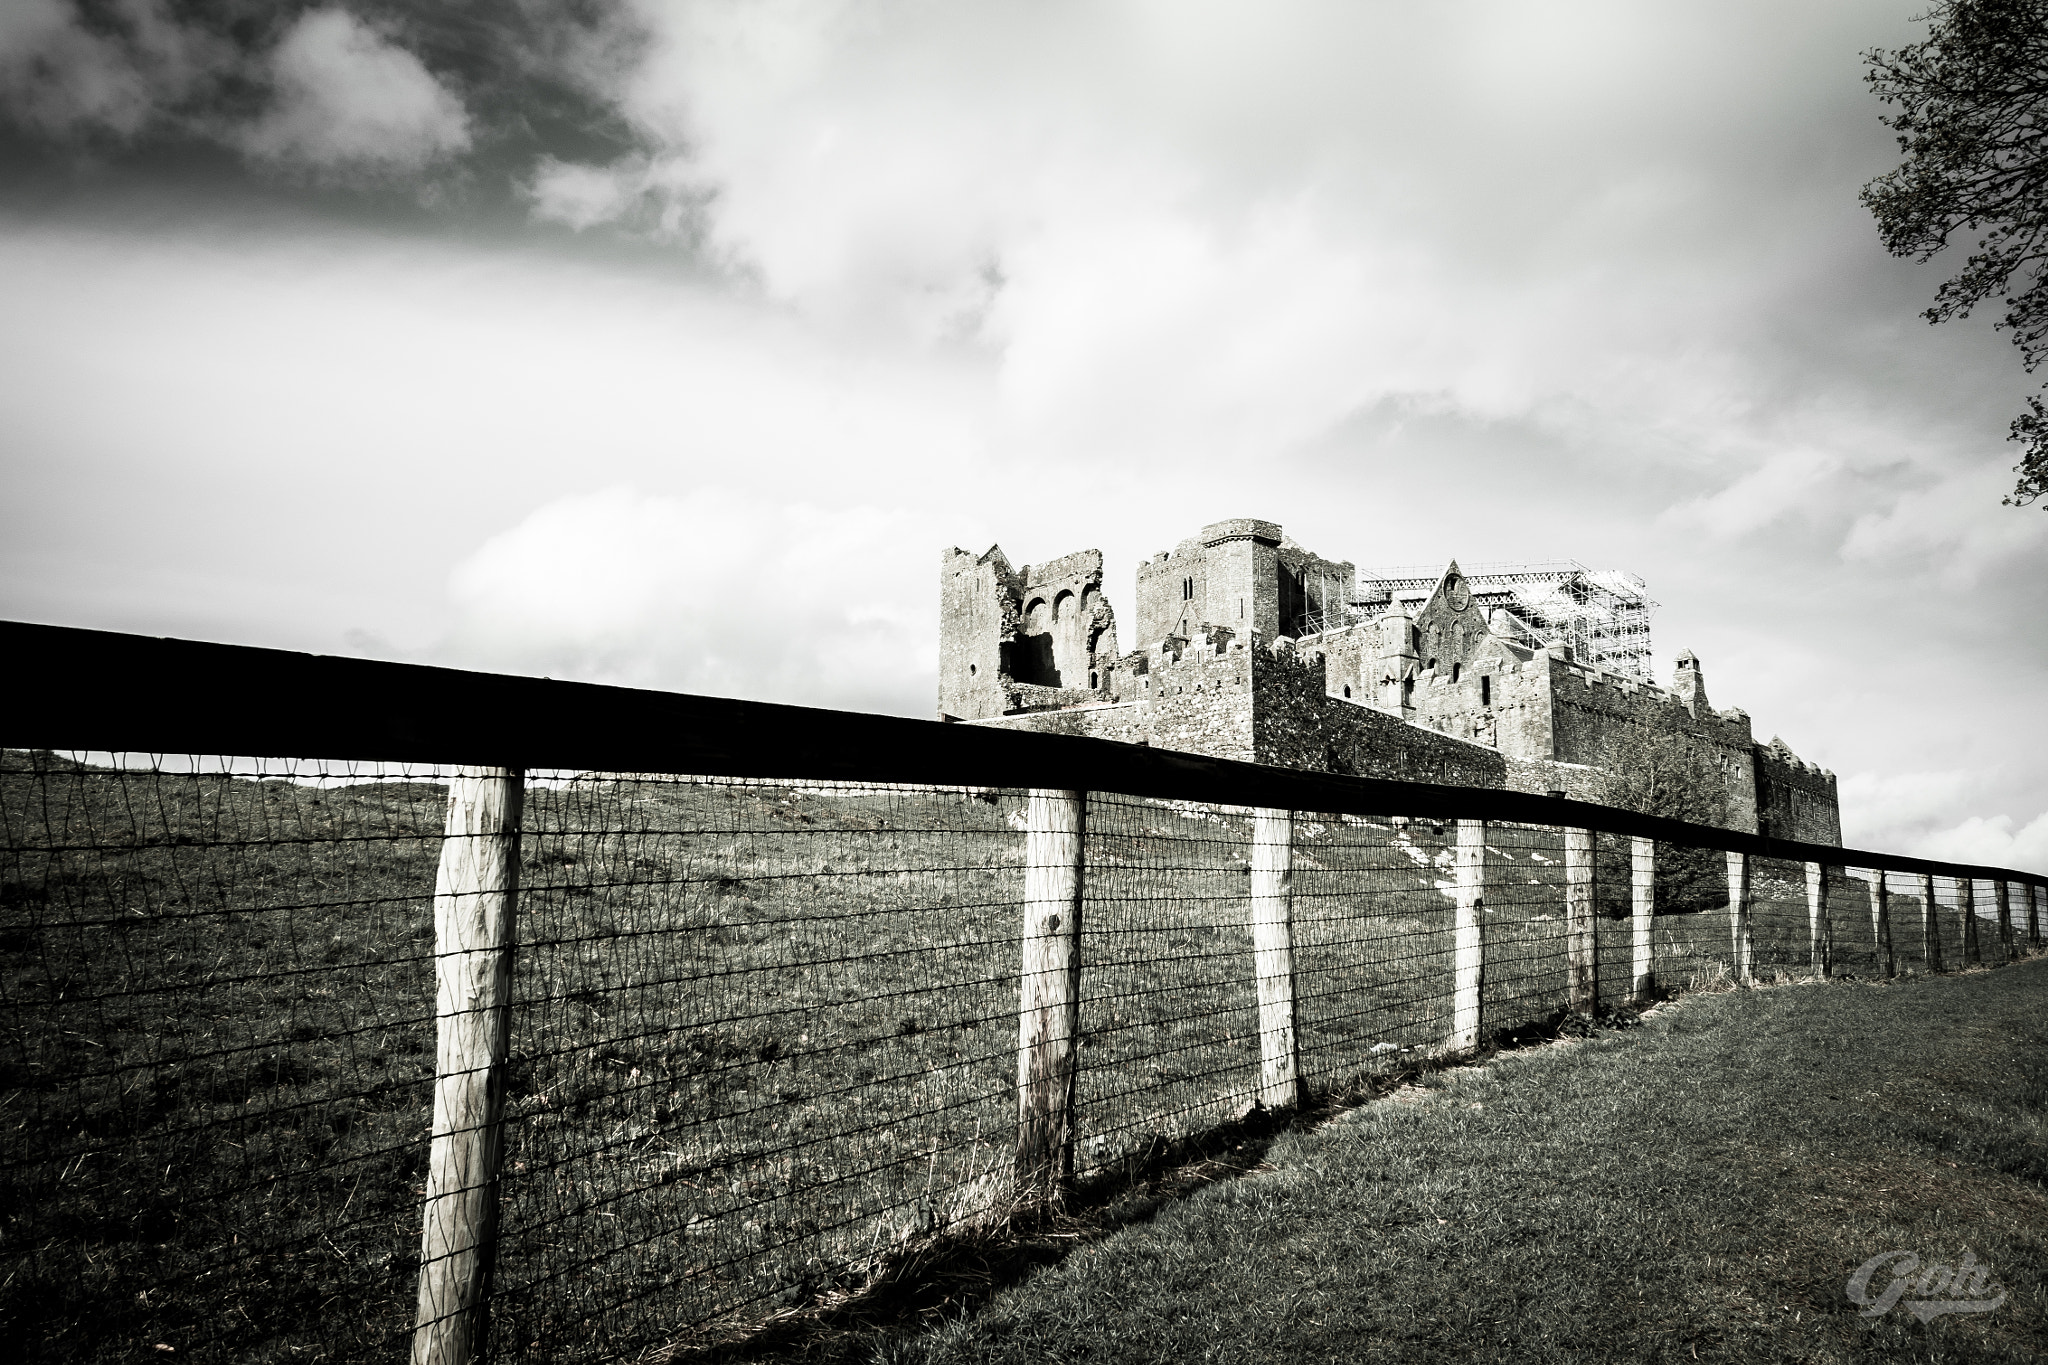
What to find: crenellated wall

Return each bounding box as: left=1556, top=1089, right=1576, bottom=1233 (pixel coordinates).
left=1754, top=740, right=1844, bottom=845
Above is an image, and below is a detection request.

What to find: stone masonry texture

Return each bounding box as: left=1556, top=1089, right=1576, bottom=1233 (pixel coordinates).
left=939, top=519, right=1842, bottom=842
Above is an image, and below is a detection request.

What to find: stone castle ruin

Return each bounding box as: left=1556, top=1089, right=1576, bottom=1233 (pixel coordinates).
left=939, top=518, right=1842, bottom=845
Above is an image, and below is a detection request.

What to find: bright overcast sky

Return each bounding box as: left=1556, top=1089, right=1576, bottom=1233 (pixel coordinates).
left=2, top=1, right=2044, bottom=866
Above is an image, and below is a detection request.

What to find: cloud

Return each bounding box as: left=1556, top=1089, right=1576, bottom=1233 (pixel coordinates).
left=0, top=0, right=227, bottom=138
left=524, top=153, right=707, bottom=239
left=1840, top=769, right=1980, bottom=846
left=236, top=9, right=469, bottom=175
left=524, top=0, right=2002, bottom=482
left=1660, top=447, right=1847, bottom=539
left=1841, top=462, right=2048, bottom=583
left=1839, top=771, right=2048, bottom=874
left=1907, top=811, right=2048, bottom=872
left=440, top=487, right=935, bottom=717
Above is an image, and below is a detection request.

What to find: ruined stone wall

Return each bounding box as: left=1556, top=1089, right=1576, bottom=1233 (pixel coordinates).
left=1015, top=550, right=1117, bottom=691
left=1135, top=539, right=1211, bottom=647
left=972, top=700, right=1155, bottom=747
left=945, top=521, right=1842, bottom=846
left=1276, top=544, right=1354, bottom=635
left=1137, top=520, right=1285, bottom=647
left=1483, top=662, right=1558, bottom=759
left=1318, top=628, right=1553, bottom=760
left=966, top=635, right=1258, bottom=762
left=1301, top=621, right=1376, bottom=703
left=1539, top=657, right=1759, bottom=832
left=1407, top=567, right=1488, bottom=675
left=1204, top=534, right=1281, bottom=641
left=1250, top=644, right=1510, bottom=788
left=1753, top=743, right=1843, bottom=846
left=1503, top=756, right=1607, bottom=802
left=1145, top=636, right=1258, bottom=764
left=938, top=546, right=1019, bottom=720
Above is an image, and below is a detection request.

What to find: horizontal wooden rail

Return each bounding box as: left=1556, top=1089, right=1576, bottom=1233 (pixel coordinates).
left=4, top=620, right=2043, bottom=890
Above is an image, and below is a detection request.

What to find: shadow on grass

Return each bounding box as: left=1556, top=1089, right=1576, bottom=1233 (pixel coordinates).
left=657, top=997, right=1665, bottom=1365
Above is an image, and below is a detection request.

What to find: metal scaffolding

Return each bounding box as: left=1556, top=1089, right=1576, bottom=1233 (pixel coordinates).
left=1353, top=559, right=1660, bottom=679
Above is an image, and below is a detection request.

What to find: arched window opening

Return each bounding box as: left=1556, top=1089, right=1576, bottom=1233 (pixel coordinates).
left=1452, top=663, right=1462, bottom=683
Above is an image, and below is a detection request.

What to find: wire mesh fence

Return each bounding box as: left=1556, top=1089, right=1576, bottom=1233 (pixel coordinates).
left=0, top=751, right=446, bottom=1362
left=6, top=636, right=2045, bottom=1364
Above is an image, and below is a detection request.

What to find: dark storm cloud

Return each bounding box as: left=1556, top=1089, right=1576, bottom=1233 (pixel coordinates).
left=0, top=1, right=647, bottom=203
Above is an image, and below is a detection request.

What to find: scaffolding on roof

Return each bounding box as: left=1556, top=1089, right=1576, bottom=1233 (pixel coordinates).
left=1352, top=559, right=1661, bottom=680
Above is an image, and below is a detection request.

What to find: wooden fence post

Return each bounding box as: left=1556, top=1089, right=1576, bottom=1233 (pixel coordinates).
left=1565, top=828, right=1597, bottom=1014
left=1250, top=808, right=1301, bottom=1110
left=1995, top=881, right=2015, bottom=959
left=1919, top=873, right=1943, bottom=973
left=1725, top=850, right=1754, bottom=985
left=1805, top=862, right=1831, bottom=977
left=1017, top=789, right=1086, bottom=1201
left=414, top=767, right=524, bottom=1365
left=1630, top=837, right=1655, bottom=1002
left=1961, top=878, right=1982, bottom=965
left=1868, top=871, right=1895, bottom=978
left=1451, top=820, right=1486, bottom=1052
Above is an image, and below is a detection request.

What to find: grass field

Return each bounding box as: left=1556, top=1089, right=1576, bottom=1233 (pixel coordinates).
left=883, top=960, right=2048, bottom=1365
left=0, top=751, right=2030, bottom=1361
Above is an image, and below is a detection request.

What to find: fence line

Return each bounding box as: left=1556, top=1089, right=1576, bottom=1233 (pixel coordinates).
left=3, top=621, right=2043, bottom=1364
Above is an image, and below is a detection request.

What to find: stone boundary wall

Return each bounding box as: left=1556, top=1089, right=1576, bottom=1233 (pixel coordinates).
left=1502, top=755, right=1607, bottom=803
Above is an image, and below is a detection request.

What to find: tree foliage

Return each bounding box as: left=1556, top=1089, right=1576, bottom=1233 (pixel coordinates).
left=1862, top=0, right=2048, bottom=507
left=1596, top=721, right=1732, bottom=913
left=1598, top=721, right=1731, bottom=829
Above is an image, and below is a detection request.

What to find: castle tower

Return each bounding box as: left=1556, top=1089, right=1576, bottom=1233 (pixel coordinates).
left=1672, top=650, right=1708, bottom=714
left=1135, top=517, right=1284, bottom=645
left=1375, top=604, right=1417, bottom=713
left=938, top=545, right=1018, bottom=720
left=1199, top=519, right=1283, bottom=639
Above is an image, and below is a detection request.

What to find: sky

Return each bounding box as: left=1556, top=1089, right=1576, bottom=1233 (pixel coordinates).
left=2, top=0, right=2044, bottom=868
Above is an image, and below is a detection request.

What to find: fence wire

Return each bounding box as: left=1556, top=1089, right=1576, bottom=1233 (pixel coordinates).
left=0, top=750, right=446, bottom=1363
left=2, top=748, right=2041, bottom=1364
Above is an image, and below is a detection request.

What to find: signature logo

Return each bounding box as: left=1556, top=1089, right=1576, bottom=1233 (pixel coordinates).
left=1847, top=1250, right=2006, bottom=1322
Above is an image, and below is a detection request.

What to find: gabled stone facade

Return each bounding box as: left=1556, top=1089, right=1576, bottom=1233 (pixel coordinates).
left=939, top=520, right=1842, bottom=845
